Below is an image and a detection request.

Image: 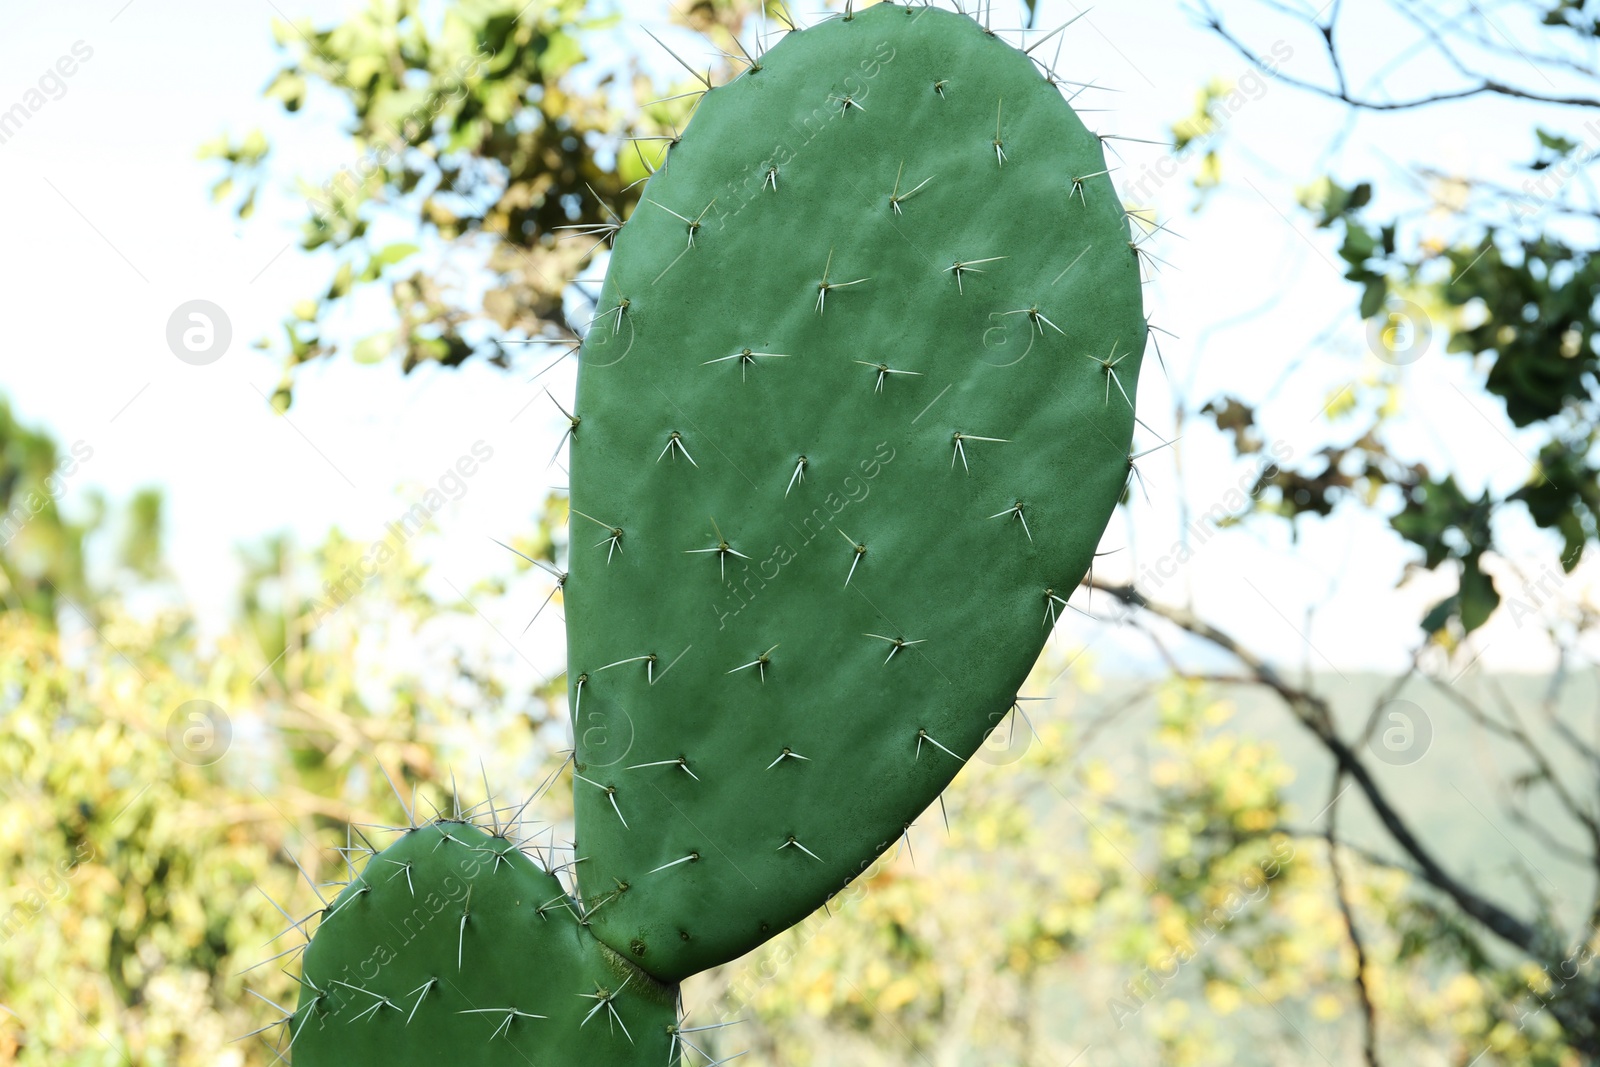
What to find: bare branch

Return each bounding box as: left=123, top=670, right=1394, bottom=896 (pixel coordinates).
left=1090, top=580, right=1544, bottom=954
left=1426, top=674, right=1600, bottom=850
left=1325, top=775, right=1382, bottom=1067
left=1194, top=0, right=1600, bottom=110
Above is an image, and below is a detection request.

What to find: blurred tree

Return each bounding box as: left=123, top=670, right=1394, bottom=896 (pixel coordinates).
left=0, top=397, right=165, bottom=627
left=1119, top=1, right=1600, bottom=1059
left=119, top=488, right=164, bottom=580
left=1190, top=0, right=1600, bottom=637
left=0, top=397, right=92, bottom=622
left=0, top=432, right=574, bottom=1065
left=202, top=0, right=741, bottom=410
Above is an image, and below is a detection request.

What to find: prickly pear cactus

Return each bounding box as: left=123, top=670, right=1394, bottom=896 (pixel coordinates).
left=289, top=822, right=677, bottom=1065
left=281, top=3, right=1146, bottom=1062
left=567, top=1, right=1143, bottom=980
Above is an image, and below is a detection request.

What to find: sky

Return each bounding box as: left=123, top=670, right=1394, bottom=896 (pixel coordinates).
left=0, top=0, right=1593, bottom=677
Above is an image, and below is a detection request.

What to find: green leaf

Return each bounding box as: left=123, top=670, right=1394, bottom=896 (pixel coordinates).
left=264, top=69, right=306, bottom=112
left=1536, top=127, right=1578, bottom=155
left=195, top=133, right=230, bottom=160
left=362, top=242, right=420, bottom=281
left=1360, top=279, right=1388, bottom=320
left=1421, top=596, right=1457, bottom=635
left=537, top=30, right=585, bottom=78
left=327, top=261, right=354, bottom=300
left=1459, top=553, right=1500, bottom=633
left=352, top=330, right=395, bottom=364
left=119, top=488, right=164, bottom=578
left=345, top=54, right=385, bottom=89
left=1341, top=225, right=1377, bottom=266
left=240, top=128, right=270, bottom=161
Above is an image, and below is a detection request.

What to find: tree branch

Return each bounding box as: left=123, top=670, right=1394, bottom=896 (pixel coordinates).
left=1194, top=0, right=1600, bottom=110
left=1090, top=580, right=1545, bottom=955
left=1325, top=774, right=1382, bottom=1067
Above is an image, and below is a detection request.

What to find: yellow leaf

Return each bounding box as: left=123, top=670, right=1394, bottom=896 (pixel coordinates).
left=1205, top=980, right=1243, bottom=1015
left=877, top=977, right=919, bottom=1013
left=1322, top=383, right=1359, bottom=421
left=1083, top=762, right=1118, bottom=796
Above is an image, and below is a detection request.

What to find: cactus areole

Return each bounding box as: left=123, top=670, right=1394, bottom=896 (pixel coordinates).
left=291, top=4, right=1144, bottom=1062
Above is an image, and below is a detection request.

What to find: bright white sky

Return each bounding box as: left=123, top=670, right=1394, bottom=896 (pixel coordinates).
left=0, top=0, right=1593, bottom=675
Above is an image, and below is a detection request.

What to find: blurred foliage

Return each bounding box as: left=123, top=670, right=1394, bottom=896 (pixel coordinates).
left=1282, top=176, right=1600, bottom=633
left=1190, top=166, right=1562, bottom=639
left=1543, top=0, right=1600, bottom=35
left=1174, top=3, right=1600, bottom=1059
left=1168, top=79, right=1233, bottom=203
left=201, top=0, right=730, bottom=409
left=0, top=440, right=574, bottom=1064
left=679, top=682, right=1587, bottom=1065
left=0, top=398, right=93, bottom=621
left=1161, top=6, right=1600, bottom=642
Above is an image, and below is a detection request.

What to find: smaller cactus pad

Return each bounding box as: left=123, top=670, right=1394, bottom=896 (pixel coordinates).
left=289, top=822, right=677, bottom=1066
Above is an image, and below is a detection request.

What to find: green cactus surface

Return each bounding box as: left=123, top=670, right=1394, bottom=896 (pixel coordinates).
left=568, top=1, right=1145, bottom=980
left=289, top=822, right=678, bottom=1066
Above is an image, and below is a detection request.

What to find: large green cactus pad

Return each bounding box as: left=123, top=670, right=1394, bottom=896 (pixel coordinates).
left=290, top=822, right=678, bottom=1066
left=569, top=2, right=1144, bottom=979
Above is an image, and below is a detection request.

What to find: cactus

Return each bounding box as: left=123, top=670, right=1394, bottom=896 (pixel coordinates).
left=567, top=0, right=1142, bottom=980
left=289, top=821, right=678, bottom=1066
left=281, top=2, right=1144, bottom=1061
